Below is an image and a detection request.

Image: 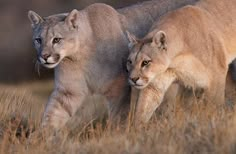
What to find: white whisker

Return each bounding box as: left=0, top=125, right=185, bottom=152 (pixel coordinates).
left=34, top=61, right=41, bottom=77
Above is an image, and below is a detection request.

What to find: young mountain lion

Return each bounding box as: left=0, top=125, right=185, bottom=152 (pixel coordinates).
left=126, top=0, right=236, bottom=124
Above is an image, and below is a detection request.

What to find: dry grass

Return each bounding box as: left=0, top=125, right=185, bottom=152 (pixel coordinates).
left=0, top=75, right=236, bottom=154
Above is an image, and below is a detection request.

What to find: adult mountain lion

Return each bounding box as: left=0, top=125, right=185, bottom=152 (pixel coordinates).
left=28, top=0, right=198, bottom=129
left=126, top=0, right=236, bottom=124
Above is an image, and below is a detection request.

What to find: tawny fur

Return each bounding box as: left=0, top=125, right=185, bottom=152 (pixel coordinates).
left=28, top=0, right=198, bottom=129
left=127, top=0, right=236, bottom=124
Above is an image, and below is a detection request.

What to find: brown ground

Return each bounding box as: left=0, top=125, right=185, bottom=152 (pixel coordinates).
left=0, top=72, right=236, bottom=154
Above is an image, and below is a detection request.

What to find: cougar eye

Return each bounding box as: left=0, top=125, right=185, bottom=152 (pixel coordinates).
left=127, top=59, right=132, bottom=65
left=35, top=38, right=42, bottom=44
left=52, top=38, right=62, bottom=44
left=141, top=60, right=151, bottom=67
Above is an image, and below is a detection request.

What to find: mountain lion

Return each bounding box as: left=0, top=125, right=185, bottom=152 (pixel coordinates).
left=126, top=0, right=236, bottom=124
left=28, top=0, right=198, bottom=129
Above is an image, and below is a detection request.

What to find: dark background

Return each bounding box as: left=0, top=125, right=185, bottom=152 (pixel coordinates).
left=0, top=0, right=146, bottom=83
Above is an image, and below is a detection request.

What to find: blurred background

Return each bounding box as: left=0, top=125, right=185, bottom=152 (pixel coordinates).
left=0, top=0, right=147, bottom=83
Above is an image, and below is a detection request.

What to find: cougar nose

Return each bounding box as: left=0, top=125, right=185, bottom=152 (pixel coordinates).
left=131, top=77, right=140, bottom=83
left=42, top=53, right=50, bottom=60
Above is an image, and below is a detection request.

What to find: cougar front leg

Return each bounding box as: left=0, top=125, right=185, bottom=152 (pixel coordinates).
left=134, top=71, right=176, bottom=125
left=42, top=91, right=86, bottom=129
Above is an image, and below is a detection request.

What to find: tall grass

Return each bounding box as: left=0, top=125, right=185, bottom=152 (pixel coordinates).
left=0, top=77, right=236, bottom=154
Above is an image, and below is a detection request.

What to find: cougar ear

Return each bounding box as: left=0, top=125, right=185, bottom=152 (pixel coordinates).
left=65, top=9, right=79, bottom=29
left=152, top=31, right=167, bottom=50
left=126, top=31, right=138, bottom=50
left=28, top=10, right=44, bottom=27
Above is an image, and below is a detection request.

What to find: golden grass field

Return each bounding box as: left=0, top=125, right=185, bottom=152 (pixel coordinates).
left=1, top=72, right=236, bottom=154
